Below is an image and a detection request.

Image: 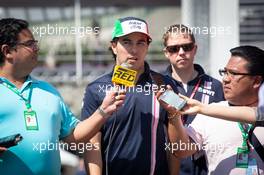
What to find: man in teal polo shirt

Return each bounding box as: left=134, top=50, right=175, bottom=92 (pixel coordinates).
left=0, top=18, right=125, bottom=175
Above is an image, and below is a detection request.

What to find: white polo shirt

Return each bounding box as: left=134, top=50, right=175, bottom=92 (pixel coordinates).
left=187, top=101, right=264, bottom=175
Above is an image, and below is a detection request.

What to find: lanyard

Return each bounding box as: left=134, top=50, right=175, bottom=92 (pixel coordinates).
left=189, top=78, right=201, bottom=99
left=0, top=78, right=32, bottom=110
left=182, top=79, right=201, bottom=124
left=238, top=122, right=253, bottom=151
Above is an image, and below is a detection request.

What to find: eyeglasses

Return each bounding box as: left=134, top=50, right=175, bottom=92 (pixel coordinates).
left=218, top=69, right=253, bottom=79
left=165, top=43, right=194, bottom=53
left=15, top=40, right=39, bottom=51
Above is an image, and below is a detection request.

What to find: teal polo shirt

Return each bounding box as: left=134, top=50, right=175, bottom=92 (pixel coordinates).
left=0, top=76, right=79, bottom=175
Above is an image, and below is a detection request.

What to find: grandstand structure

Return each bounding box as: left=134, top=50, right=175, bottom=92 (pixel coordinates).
left=1, top=0, right=263, bottom=115
left=1, top=6, right=180, bottom=84
left=1, top=1, right=263, bottom=85
left=240, top=0, right=264, bottom=48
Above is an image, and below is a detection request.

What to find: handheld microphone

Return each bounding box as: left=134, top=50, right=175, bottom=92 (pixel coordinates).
left=106, top=62, right=137, bottom=175
left=112, top=62, right=137, bottom=87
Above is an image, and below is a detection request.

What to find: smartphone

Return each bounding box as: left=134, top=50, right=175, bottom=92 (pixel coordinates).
left=159, top=90, right=186, bottom=110
left=0, top=133, right=23, bottom=148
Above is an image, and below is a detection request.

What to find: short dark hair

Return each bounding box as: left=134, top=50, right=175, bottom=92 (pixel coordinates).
left=230, top=45, right=264, bottom=80
left=109, top=38, right=119, bottom=60
left=0, top=18, right=29, bottom=64
left=162, top=24, right=195, bottom=47
left=109, top=36, right=150, bottom=60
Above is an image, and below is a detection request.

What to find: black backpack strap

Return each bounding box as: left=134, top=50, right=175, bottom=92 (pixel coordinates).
left=248, top=121, right=264, bottom=162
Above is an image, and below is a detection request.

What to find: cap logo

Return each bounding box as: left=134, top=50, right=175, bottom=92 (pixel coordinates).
left=112, top=17, right=152, bottom=42
left=129, top=21, right=142, bottom=30
left=121, top=20, right=147, bottom=36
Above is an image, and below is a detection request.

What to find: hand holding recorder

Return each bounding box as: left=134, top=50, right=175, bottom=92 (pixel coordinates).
left=156, top=85, right=187, bottom=116
left=0, top=133, right=23, bottom=150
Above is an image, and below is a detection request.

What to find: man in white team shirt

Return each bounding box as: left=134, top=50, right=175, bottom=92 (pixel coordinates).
left=165, top=45, right=264, bottom=175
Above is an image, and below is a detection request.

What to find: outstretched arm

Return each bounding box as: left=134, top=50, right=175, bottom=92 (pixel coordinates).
left=180, top=94, right=256, bottom=124
left=64, top=89, right=126, bottom=144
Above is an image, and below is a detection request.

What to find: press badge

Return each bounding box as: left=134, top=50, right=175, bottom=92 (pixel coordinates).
left=246, top=158, right=259, bottom=175
left=24, top=110, right=39, bottom=130
left=236, top=147, right=249, bottom=168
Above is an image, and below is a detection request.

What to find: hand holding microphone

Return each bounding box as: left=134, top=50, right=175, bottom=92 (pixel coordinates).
left=0, top=133, right=23, bottom=153
left=99, top=88, right=126, bottom=118
left=98, top=62, right=137, bottom=118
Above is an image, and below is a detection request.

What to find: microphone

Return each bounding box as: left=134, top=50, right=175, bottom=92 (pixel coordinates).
left=112, top=62, right=137, bottom=87
left=106, top=63, right=137, bottom=175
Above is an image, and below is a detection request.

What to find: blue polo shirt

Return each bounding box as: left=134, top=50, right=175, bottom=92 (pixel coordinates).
left=81, top=63, right=173, bottom=175
left=0, top=76, right=79, bottom=175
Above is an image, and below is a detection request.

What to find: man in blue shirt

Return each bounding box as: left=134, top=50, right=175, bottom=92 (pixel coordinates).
left=162, top=24, right=225, bottom=175
left=81, top=17, right=176, bottom=175
left=0, top=18, right=125, bottom=175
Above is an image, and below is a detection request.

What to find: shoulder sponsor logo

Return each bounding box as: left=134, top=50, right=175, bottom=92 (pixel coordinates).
left=198, top=87, right=215, bottom=96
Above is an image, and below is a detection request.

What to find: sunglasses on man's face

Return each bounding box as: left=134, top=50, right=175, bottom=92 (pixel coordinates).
left=166, top=43, right=195, bottom=53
